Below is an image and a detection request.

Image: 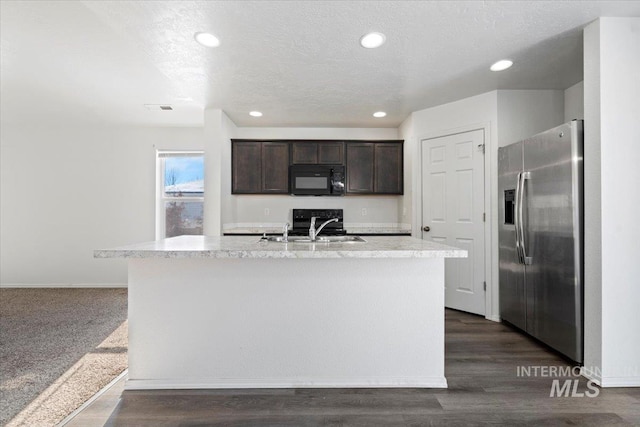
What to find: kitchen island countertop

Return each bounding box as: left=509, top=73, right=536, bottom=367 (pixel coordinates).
left=95, top=234, right=464, bottom=390
left=95, top=235, right=466, bottom=260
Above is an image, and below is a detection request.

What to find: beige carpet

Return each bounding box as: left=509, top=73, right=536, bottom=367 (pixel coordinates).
left=0, top=288, right=128, bottom=427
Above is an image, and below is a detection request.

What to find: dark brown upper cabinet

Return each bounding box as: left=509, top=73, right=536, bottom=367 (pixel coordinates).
left=346, top=141, right=403, bottom=195
left=346, top=143, right=375, bottom=193
left=262, top=142, right=289, bottom=193
left=374, top=143, right=403, bottom=194
left=291, top=142, right=344, bottom=165
left=232, top=139, right=402, bottom=195
left=318, top=142, right=344, bottom=164
left=232, top=141, right=289, bottom=194
left=232, top=141, right=261, bottom=193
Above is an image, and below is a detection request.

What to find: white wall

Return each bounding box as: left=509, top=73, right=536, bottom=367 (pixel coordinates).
left=219, top=126, right=402, bottom=228
left=564, top=81, right=585, bottom=122
left=398, top=113, right=415, bottom=227
left=402, top=89, right=565, bottom=321
left=496, top=90, right=565, bottom=147
left=401, top=91, right=499, bottom=320
left=0, top=125, right=204, bottom=285
left=583, top=17, right=603, bottom=386
left=203, top=109, right=238, bottom=236
left=584, top=17, right=640, bottom=387
left=404, top=90, right=499, bottom=235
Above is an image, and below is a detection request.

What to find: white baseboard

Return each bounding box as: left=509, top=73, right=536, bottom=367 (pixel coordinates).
left=485, top=314, right=501, bottom=322
left=600, top=376, right=640, bottom=388
left=581, top=368, right=601, bottom=385
left=125, top=376, right=448, bottom=390
left=0, top=283, right=127, bottom=288
left=582, top=370, right=640, bottom=387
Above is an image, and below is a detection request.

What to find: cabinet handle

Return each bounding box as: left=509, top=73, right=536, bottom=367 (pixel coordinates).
left=422, top=226, right=430, bottom=232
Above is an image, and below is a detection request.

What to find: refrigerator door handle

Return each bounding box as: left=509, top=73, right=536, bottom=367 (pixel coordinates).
left=520, top=171, right=532, bottom=265
left=514, top=172, right=524, bottom=264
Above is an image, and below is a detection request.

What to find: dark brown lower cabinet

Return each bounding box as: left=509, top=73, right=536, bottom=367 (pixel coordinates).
left=232, top=141, right=289, bottom=194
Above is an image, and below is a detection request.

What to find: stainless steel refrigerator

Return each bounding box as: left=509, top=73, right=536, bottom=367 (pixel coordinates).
left=498, top=120, right=584, bottom=363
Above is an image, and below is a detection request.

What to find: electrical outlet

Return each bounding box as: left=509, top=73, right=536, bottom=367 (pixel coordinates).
left=264, top=208, right=270, bottom=216
left=361, top=208, right=367, bottom=216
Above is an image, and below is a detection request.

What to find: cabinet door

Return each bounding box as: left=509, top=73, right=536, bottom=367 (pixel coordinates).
left=232, top=142, right=262, bottom=193
left=318, top=142, right=344, bottom=164
left=291, top=142, right=318, bottom=164
left=374, top=143, right=403, bottom=194
left=346, top=143, right=375, bottom=193
left=262, top=142, right=290, bottom=193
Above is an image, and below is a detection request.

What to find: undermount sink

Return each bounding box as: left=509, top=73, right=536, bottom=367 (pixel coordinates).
left=259, top=235, right=367, bottom=243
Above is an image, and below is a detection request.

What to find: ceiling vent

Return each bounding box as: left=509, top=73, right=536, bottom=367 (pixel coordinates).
left=144, top=104, right=173, bottom=111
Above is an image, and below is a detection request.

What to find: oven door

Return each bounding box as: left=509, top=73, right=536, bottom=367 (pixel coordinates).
left=290, top=165, right=332, bottom=195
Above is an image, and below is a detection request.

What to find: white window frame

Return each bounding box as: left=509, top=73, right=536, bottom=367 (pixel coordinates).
left=156, top=150, right=204, bottom=240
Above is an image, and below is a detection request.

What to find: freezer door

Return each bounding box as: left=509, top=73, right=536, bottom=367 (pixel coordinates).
left=498, top=142, right=526, bottom=330
left=522, top=120, right=583, bottom=363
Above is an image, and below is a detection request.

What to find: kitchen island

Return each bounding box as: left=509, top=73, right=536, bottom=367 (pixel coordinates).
left=95, top=235, right=466, bottom=390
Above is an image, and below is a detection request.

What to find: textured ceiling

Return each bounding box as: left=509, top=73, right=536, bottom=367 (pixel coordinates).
left=1, top=1, right=639, bottom=128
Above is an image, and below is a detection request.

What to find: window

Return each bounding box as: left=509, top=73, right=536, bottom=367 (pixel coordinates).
left=156, top=151, right=204, bottom=239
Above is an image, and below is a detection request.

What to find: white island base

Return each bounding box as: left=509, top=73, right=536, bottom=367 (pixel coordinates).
left=127, top=256, right=446, bottom=390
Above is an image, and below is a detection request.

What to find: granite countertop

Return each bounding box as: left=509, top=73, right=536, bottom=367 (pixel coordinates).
left=222, top=227, right=283, bottom=235
left=95, top=235, right=466, bottom=260
left=346, top=227, right=411, bottom=235
left=222, top=226, right=412, bottom=235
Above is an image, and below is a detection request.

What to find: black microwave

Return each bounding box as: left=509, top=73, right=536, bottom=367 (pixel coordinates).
left=290, top=165, right=345, bottom=196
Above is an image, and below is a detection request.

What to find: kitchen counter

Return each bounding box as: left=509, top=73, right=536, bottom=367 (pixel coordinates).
left=96, top=236, right=465, bottom=390
left=346, top=226, right=411, bottom=235
left=223, top=227, right=412, bottom=236
left=95, top=235, right=463, bottom=259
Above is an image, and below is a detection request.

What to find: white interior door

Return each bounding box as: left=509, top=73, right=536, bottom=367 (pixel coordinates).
left=421, top=130, right=485, bottom=315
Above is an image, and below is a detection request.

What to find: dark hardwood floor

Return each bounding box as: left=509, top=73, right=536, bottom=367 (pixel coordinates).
left=65, top=309, right=640, bottom=426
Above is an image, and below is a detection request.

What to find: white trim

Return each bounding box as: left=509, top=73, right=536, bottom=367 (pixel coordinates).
left=581, top=369, right=601, bottom=386
left=486, top=314, right=501, bottom=323
left=57, top=369, right=128, bottom=426
left=415, top=122, right=494, bottom=320
left=600, top=377, right=640, bottom=388
left=0, top=283, right=127, bottom=288
left=125, top=376, right=448, bottom=390
left=156, top=150, right=205, bottom=240
left=582, top=370, right=640, bottom=388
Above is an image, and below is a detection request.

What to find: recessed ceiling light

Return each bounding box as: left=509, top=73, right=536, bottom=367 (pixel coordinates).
left=490, top=59, right=513, bottom=72
left=249, top=111, right=263, bottom=117
left=360, top=32, right=386, bottom=49
left=373, top=111, right=386, bottom=118
left=194, top=32, right=220, bottom=47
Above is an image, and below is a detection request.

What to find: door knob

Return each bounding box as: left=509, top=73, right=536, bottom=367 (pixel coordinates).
left=423, top=226, right=430, bottom=232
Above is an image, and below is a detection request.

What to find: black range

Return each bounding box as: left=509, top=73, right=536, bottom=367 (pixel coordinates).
left=290, top=209, right=345, bottom=236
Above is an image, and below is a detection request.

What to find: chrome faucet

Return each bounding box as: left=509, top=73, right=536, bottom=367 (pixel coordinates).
left=282, top=222, right=290, bottom=242
left=309, top=217, right=339, bottom=241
